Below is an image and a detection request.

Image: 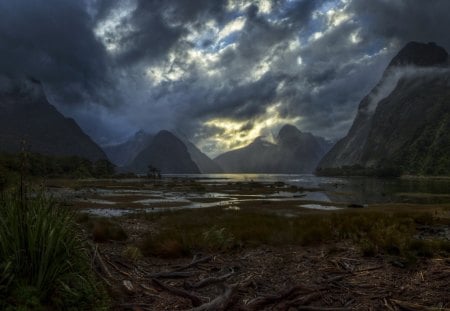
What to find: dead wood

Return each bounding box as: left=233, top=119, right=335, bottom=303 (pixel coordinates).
left=384, top=298, right=396, bottom=311
left=105, top=256, right=132, bottom=278
left=139, top=283, right=162, bottom=298
left=151, top=278, right=203, bottom=307
left=281, top=291, right=323, bottom=309
left=324, top=274, right=348, bottom=283
left=189, top=285, right=237, bottom=311
left=173, top=255, right=212, bottom=272
left=296, top=307, right=352, bottom=311
left=185, top=269, right=236, bottom=289
left=245, top=285, right=312, bottom=310
left=149, top=271, right=195, bottom=279
left=92, top=244, right=114, bottom=279
left=391, top=299, right=450, bottom=311
left=117, top=303, right=154, bottom=311
left=355, top=265, right=384, bottom=273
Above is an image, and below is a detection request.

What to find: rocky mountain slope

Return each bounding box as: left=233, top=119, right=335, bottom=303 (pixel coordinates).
left=128, top=130, right=200, bottom=174
left=215, top=124, right=332, bottom=173
left=178, top=137, right=223, bottom=174
left=104, top=130, right=221, bottom=173
left=0, top=76, right=107, bottom=161
left=317, top=42, right=450, bottom=176
left=103, top=131, right=154, bottom=167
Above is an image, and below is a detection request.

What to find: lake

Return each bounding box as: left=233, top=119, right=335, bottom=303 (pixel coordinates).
left=166, top=174, right=450, bottom=204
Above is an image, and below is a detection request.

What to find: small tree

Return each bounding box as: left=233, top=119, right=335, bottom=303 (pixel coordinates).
left=147, top=165, right=161, bottom=179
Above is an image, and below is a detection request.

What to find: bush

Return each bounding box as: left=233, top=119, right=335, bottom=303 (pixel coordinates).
left=0, top=190, right=108, bottom=310
left=90, top=219, right=128, bottom=242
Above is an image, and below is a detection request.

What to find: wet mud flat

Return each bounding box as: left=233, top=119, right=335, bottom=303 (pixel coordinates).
left=48, top=177, right=450, bottom=310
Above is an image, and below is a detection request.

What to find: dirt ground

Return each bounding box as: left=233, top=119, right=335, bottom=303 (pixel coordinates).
left=59, top=178, right=450, bottom=310
left=88, top=219, right=450, bottom=311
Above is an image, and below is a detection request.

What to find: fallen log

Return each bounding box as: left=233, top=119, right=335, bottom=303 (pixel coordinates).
left=173, top=255, right=212, bottom=272
left=185, top=270, right=236, bottom=289
left=105, top=256, right=132, bottom=278
left=391, top=299, right=450, bottom=311
left=151, top=278, right=203, bottom=307
left=149, top=271, right=194, bottom=279
left=245, top=285, right=311, bottom=310
left=189, top=285, right=237, bottom=311
left=296, top=307, right=351, bottom=311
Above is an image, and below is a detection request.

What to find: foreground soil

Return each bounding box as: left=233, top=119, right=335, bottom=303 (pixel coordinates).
left=59, top=178, right=450, bottom=310
left=87, top=219, right=450, bottom=311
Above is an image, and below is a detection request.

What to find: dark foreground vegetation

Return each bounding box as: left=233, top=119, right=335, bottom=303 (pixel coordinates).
left=0, top=152, right=115, bottom=190
left=133, top=207, right=450, bottom=262
left=1, top=173, right=449, bottom=310
left=0, top=189, right=108, bottom=310
left=78, top=202, right=450, bottom=310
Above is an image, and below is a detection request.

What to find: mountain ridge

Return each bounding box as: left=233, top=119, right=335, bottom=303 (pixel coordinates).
left=317, top=41, right=450, bottom=176
left=215, top=124, right=332, bottom=173
left=0, top=76, right=107, bottom=161
left=127, top=130, right=200, bottom=174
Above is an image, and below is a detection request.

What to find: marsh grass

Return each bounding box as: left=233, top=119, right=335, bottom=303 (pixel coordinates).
left=89, top=218, right=128, bottom=242
left=138, top=208, right=450, bottom=259
left=0, top=190, right=108, bottom=310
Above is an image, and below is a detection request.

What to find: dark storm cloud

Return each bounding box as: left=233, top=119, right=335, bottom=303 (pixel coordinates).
left=0, top=0, right=448, bottom=152
left=101, top=0, right=228, bottom=66
left=0, top=0, right=110, bottom=104
left=165, top=1, right=322, bottom=136
left=349, top=0, right=450, bottom=50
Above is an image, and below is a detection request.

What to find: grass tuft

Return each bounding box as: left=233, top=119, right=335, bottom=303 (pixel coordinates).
left=0, top=190, right=108, bottom=310
left=90, top=218, right=128, bottom=242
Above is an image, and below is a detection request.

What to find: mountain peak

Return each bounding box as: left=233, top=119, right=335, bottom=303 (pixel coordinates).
left=129, top=129, right=200, bottom=174
left=251, top=136, right=275, bottom=148
left=134, top=129, right=148, bottom=137
left=155, top=130, right=175, bottom=139
left=278, top=124, right=302, bottom=139
left=388, top=41, right=448, bottom=68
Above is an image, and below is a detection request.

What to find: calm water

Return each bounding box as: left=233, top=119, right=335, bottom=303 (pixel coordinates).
left=166, top=174, right=450, bottom=204
left=82, top=174, right=450, bottom=217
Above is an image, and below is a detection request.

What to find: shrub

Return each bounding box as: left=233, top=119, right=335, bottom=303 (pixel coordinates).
left=0, top=190, right=108, bottom=310
left=122, top=246, right=143, bottom=261
left=90, top=219, right=128, bottom=242
left=202, top=226, right=236, bottom=251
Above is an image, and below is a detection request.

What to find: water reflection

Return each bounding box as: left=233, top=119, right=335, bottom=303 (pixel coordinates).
left=169, top=174, right=450, bottom=204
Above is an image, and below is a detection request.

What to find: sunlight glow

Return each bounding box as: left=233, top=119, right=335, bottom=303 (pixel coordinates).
left=199, top=103, right=301, bottom=157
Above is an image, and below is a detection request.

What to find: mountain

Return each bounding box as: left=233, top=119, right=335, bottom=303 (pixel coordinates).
left=177, top=135, right=223, bottom=173
left=0, top=76, right=107, bottom=161
left=317, top=42, right=450, bottom=176
left=276, top=125, right=332, bottom=172
left=103, top=130, right=153, bottom=166
left=214, top=124, right=332, bottom=173
left=104, top=130, right=222, bottom=173
left=214, top=137, right=279, bottom=173
left=128, top=130, right=200, bottom=174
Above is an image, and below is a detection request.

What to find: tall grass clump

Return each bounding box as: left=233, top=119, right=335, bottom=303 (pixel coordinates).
left=0, top=190, right=107, bottom=310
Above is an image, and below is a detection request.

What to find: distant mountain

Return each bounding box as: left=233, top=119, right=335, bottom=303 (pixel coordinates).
left=104, top=130, right=221, bottom=173
left=0, top=76, right=107, bottom=161
left=177, top=135, right=223, bottom=174
left=128, top=130, right=200, bottom=174
left=214, top=137, right=279, bottom=173
left=214, top=124, right=332, bottom=173
left=317, top=42, right=450, bottom=176
left=103, top=130, right=153, bottom=166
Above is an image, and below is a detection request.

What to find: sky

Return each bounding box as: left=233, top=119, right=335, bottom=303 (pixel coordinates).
left=0, top=0, right=449, bottom=157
